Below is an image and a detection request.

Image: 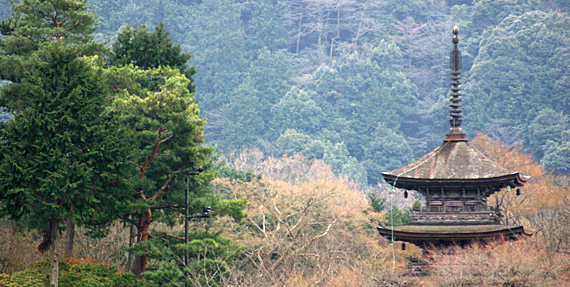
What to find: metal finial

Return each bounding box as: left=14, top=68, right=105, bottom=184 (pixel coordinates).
left=450, top=27, right=462, bottom=70
left=445, top=26, right=466, bottom=142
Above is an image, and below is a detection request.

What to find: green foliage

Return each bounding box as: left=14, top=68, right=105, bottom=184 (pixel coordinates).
left=59, top=263, right=114, bottom=286
left=542, top=140, right=570, bottom=174
left=103, top=63, right=217, bottom=276
left=246, top=48, right=295, bottom=130
left=141, top=263, right=184, bottom=287
left=0, top=0, right=103, bottom=111
left=0, top=44, right=134, bottom=229
left=213, top=162, right=261, bottom=183
left=58, top=0, right=570, bottom=178
left=109, top=22, right=196, bottom=92
left=362, top=124, right=414, bottom=184
left=105, top=40, right=246, bottom=277
left=87, top=0, right=191, bottom=41
left=106, top=64, right=213, bottom=208
left=217, top=79, right=267, bottom=150
left=241, top=1, right=291, bottom=52
left=0, top=0, right=99, bottom=56
left=527, top=108, right=570, bottom=165
left=139, top=232, right=243, bottom=286
left=265, top=40, right=419, bottom=185
left=270, top=87, right=325, bottom=135
left=323, top=142, right=368, bottom=185
left=275, top=129, right=327, bottom=159
left=370, top=194, right=415, bottom=225
left=1, top=268, right=46, bottom=287
left=386, top=205, right=412, bottom=226
left=466, top=10, right=570, bottom=148
left=129, top=239, right=173, bottom=262
left=369, top=193, right=386, bottom=213
left=182, top=0, right=248, bottom=113
left=183, top=234, right=241, bottom=283
left=471, top=0, right=543, bottom=29
left=0, top=260, right=153, bottom=287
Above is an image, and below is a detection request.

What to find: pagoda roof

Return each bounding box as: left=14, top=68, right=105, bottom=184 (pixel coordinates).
left=377, top=224, right=531, bottom=245
left=382, top=141, right=528, bottom=191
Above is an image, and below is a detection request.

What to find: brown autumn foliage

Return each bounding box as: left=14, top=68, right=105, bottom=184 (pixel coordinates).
left=471, top=133, right=544, bottom=225
left=423, top=237, right=570, bottom=287
left=0, top=221, right=43, bottom=274
left=222, top=147, right=339, bottom=183
left=0, top=220, right=136, bottom=276
left=213, top=148, right=423, bottom=286
left=472, top=134, right=570, bottom=252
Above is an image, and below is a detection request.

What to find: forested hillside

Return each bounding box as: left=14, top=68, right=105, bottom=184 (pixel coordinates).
left=75, top=0, right=570, bottom=185
left=1, top=1, right=569, bottom=183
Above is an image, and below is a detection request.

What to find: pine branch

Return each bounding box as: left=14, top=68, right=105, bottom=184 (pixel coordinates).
left=149, top=167, right=183, bottom=201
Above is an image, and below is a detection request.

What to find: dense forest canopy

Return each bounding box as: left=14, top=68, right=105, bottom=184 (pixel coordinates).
left=53, top=0, right=568, bottom=186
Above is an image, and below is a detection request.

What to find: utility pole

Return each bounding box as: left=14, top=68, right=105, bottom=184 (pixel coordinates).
left=184, top=169, right=209, bottom=287
left=185, top=176, right=189, bottom=287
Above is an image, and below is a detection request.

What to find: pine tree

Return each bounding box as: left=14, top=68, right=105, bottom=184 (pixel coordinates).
left=101, top=21, right=248, bottom=280
left=103, top=64, right=248, bottom=279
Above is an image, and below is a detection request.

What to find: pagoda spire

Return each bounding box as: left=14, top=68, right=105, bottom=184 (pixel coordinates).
left=445, top=26, right=467, bottom=142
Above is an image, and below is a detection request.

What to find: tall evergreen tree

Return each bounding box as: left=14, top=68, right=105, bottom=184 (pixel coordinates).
left=0, top=45, right=134, bottom=287
left=103, top=21, right=248, bottom=281
left=0, top=0, right=111, bottom=264
left=103, top=64, right=247, bottom=280
left=112, top=66, right=210, bottom=277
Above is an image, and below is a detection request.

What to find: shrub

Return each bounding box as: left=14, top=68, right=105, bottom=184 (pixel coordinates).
left=0, top=259, right=153, bottom=287
left=424, top=238, right=570, bottom=287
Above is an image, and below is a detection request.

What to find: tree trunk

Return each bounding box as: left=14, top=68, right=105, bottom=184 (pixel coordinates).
left=131, top=210, right=152, bottom=278
left=64, top=217, right=74, bottom=258
left=127, top=223, right=137, bottom=268
left=131, top=254, right=144, bottom=279
left=49, top=219, right=60, bottom=287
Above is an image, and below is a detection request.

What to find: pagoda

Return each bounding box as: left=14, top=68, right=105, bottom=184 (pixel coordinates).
left=377, top=27, right=531, bottom=247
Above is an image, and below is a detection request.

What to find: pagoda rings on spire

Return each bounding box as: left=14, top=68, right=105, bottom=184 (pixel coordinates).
left=446, top=26, right=467, bottom=142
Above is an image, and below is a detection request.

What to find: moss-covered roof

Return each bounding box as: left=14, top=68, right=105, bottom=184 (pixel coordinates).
left=381, top=141, right=528, bottom=191
left=387, top=141, right=512, bottom=179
